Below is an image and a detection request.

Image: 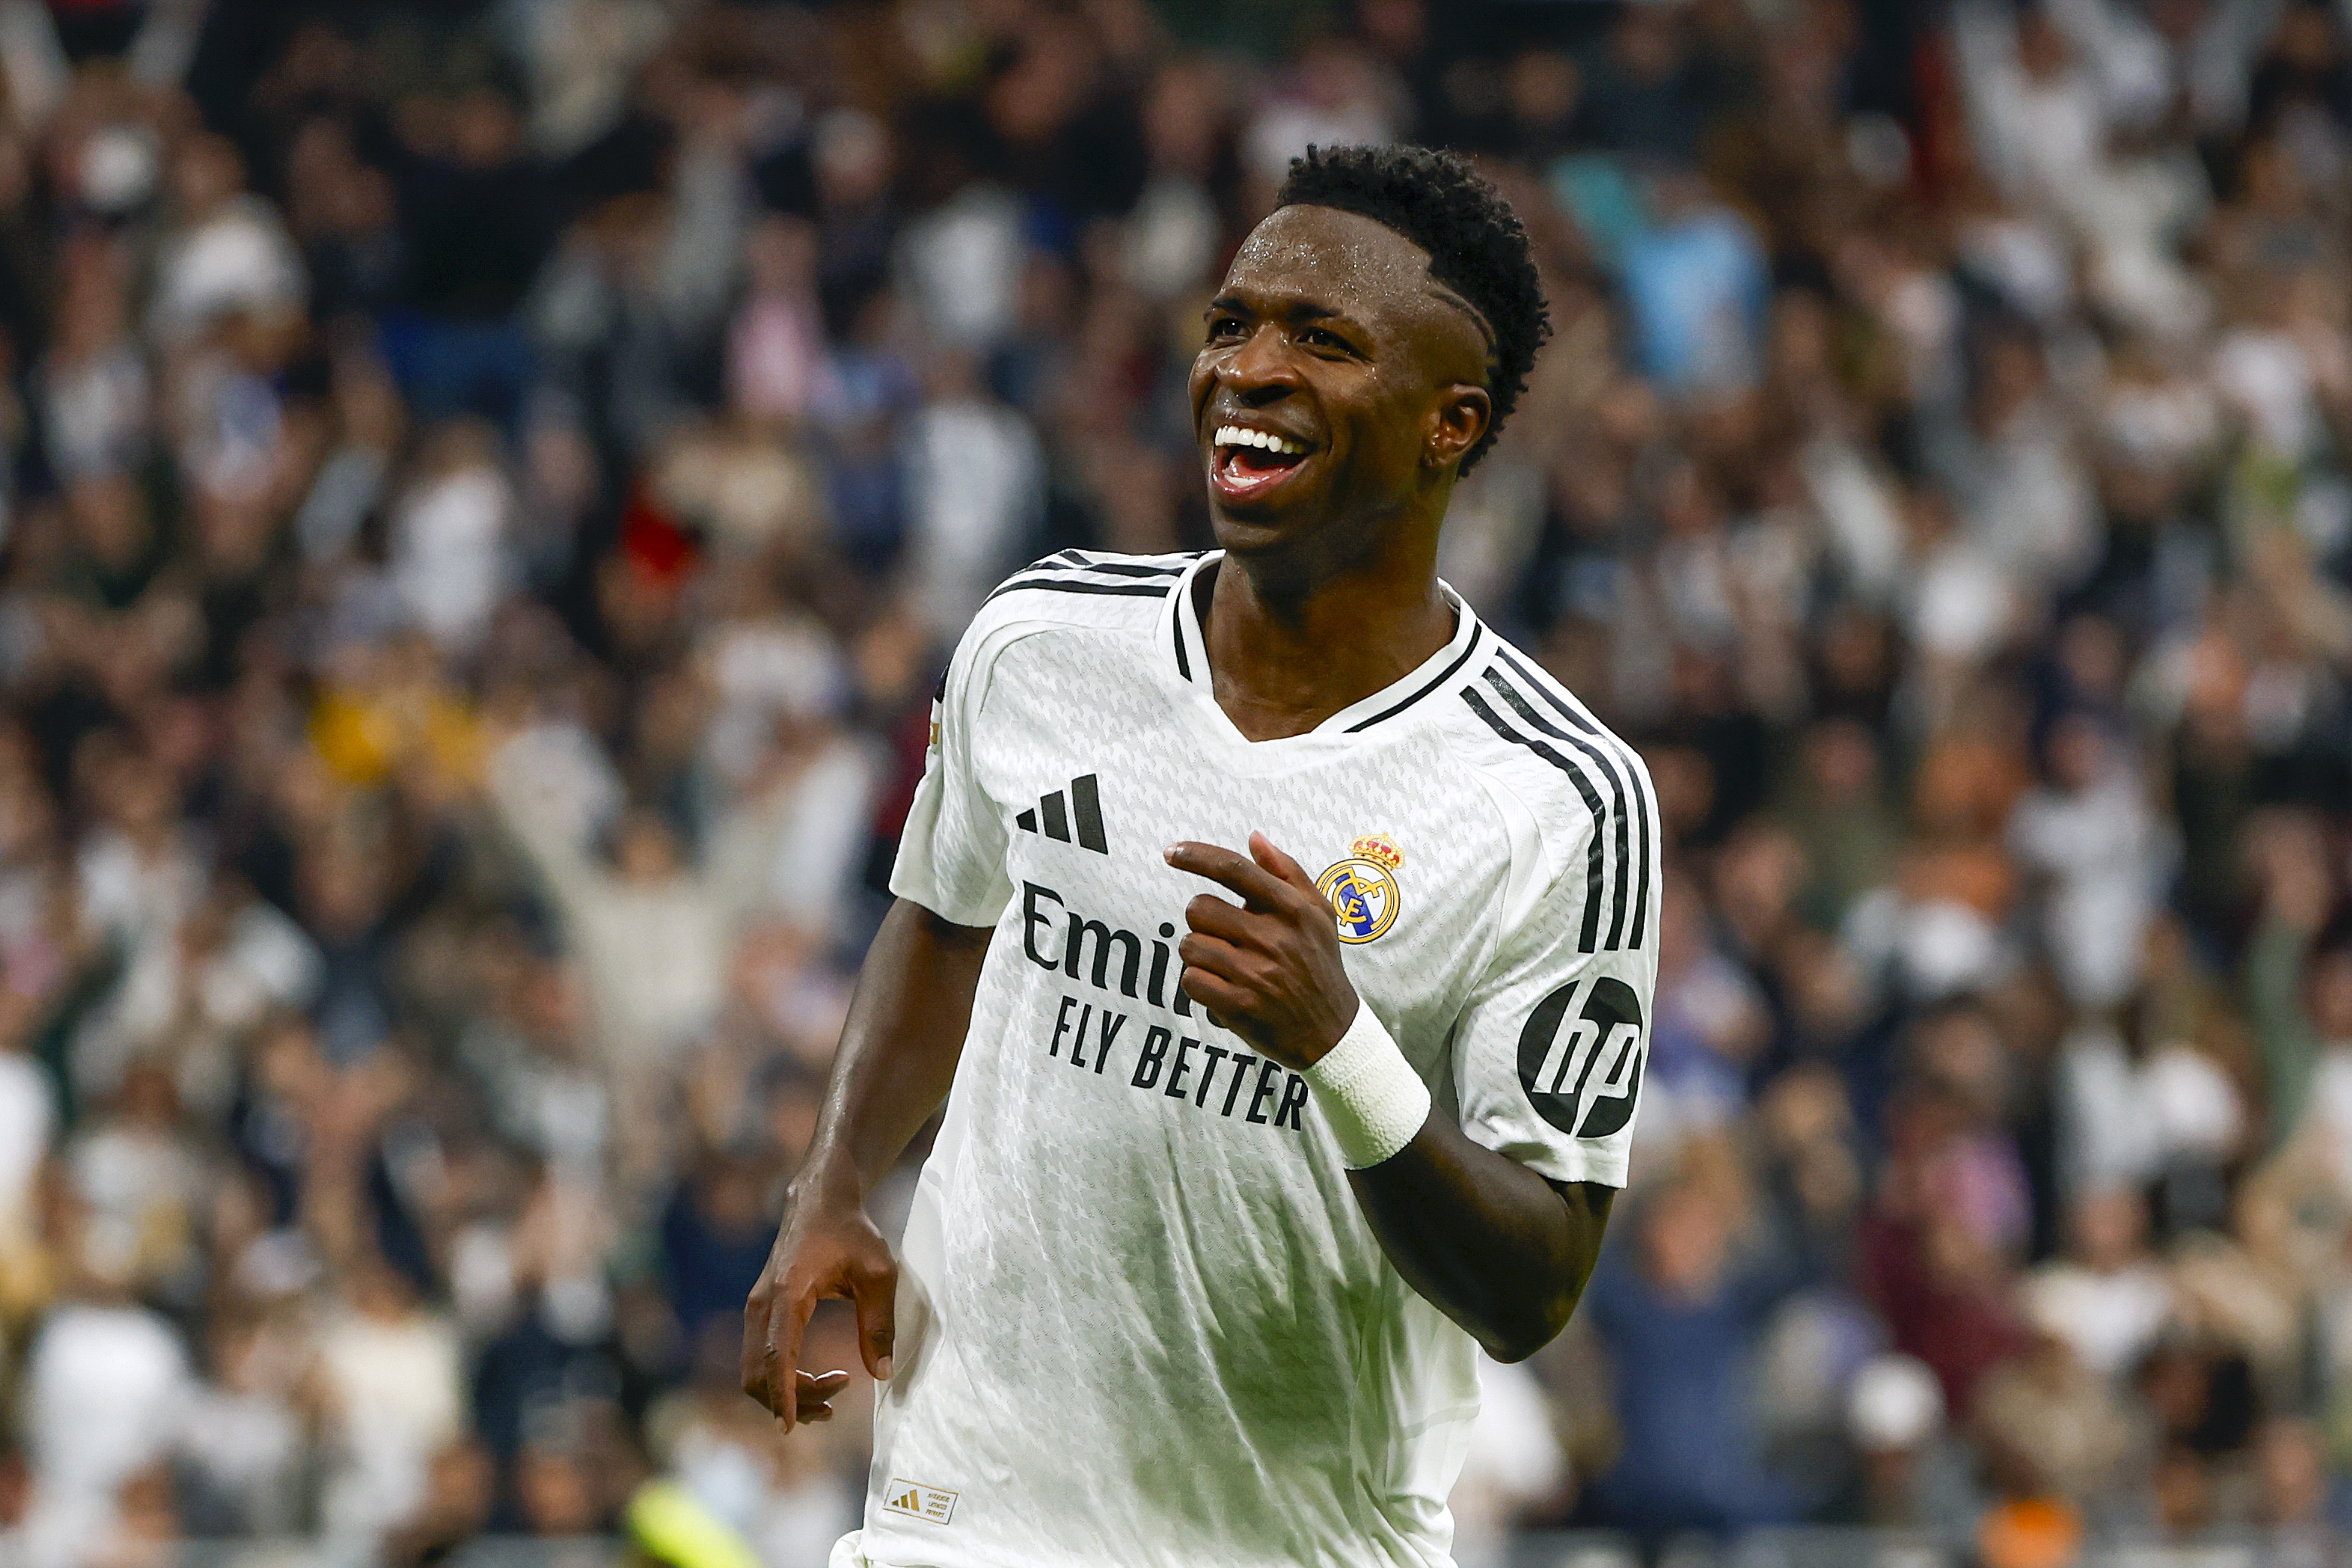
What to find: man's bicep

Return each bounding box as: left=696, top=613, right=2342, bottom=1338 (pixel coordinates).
left=1544, top=1178, right=1618, bottom=1242
left=901, top=897, right=998, bottom=950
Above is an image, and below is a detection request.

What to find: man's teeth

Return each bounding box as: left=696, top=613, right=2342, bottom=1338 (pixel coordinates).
left=1214, top=424, right=1306, bottom=457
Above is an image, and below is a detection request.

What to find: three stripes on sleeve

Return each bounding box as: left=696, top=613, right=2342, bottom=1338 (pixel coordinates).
left=1458, top=648, right=1655, bottom=957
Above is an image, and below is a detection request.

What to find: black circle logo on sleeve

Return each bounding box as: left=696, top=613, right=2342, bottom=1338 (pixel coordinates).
left=1516, top=977, right=1646, bottom=1140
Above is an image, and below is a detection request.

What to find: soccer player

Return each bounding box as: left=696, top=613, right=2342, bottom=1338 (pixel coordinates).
left=743, top=143, right=1660, bottom=1567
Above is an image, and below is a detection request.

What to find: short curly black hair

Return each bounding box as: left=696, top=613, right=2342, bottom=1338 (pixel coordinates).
left=1275, top=143, right=1551, bottom=474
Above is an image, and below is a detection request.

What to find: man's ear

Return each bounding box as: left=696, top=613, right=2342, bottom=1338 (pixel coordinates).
left=1426, top=384, right=1493, bottom=470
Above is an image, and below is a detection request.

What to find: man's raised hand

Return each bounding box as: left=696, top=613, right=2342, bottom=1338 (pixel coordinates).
left=1163, top=831, right=1359, bottom=1070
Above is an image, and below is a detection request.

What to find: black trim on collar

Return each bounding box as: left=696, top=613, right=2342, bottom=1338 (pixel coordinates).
left=985, top=575, right=1176, bottom=604
left=1341, top=624, right=1486, bottom=733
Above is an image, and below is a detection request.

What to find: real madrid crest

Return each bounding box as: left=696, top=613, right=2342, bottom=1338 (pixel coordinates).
left=1317, top=833, right=1404, bottom=944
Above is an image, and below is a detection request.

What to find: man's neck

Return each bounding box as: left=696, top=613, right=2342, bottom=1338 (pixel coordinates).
left=1201, top=550, right=1456, bottom=743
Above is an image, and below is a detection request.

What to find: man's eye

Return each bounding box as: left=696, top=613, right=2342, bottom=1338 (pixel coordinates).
left=1208, top=317, right=1245, bottom=341
left=1302, top=328, right=1347, bottom=351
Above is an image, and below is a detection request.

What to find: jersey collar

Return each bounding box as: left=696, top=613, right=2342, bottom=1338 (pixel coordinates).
left=1159, top=552, right=1489, bottom=739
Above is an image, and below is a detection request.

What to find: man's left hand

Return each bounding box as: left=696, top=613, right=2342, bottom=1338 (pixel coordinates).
left=1164, top=831, right=1358, bottom=1070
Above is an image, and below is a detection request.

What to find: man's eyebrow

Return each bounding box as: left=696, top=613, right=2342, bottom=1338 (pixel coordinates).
left=1205, top=295, right=1357, bottom=328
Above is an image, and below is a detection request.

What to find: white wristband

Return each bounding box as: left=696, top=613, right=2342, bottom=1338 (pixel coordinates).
left=1304, top=1004, right=1432, bottom=1168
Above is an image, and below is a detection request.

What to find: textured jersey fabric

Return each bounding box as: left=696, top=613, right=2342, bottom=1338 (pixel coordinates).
left=842, top=550, right=1661, bottom=1568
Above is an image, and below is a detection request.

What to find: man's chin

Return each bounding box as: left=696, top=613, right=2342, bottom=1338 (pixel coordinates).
left=1206, top=503, right=1310, bottom=554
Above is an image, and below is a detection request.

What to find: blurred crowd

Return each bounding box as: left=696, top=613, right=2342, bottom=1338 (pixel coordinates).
left=0, top=0, right=2346, bottom=1564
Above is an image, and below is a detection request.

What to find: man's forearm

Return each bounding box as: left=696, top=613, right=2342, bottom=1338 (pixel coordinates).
left=1349, top=1116, right=1613, bottom=1362
left=800, top=897, right=994, bottom=1199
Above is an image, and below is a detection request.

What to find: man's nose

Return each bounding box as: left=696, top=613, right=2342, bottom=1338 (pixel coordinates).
left=1222, top=324, right=1302, bottom=402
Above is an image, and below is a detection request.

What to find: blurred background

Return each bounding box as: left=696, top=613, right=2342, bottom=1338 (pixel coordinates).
left=0, top=0, right=2345, bottom=1564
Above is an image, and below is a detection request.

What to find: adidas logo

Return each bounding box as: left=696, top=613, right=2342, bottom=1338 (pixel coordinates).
left=881, top=1478, right=958, bottom=1524
left=1016, top=773, right=1108, bottom=853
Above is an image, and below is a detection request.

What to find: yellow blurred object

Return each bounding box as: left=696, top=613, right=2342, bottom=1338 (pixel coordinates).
left=1978, top=1496, right=2084, bottom=1568
left=625, top=1479, right=761, bottom=1568
left=311, top=685, right=484, bottom=789
left=0, top=1229, right=58, bottom=1331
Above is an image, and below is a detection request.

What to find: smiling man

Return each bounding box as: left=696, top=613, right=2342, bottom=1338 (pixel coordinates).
left=743, top=144, right=1661, bottom=1568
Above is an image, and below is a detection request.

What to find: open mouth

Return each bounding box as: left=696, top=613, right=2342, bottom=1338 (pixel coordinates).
left=1209, top=422, right=1315, bottom=501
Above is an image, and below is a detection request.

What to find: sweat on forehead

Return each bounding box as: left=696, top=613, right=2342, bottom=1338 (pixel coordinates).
left=1224, top=206, right=1496, bottom=367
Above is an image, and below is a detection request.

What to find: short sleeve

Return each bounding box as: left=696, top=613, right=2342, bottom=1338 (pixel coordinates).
left=1450, top=863, right=1659, bottom=1190
left=889, top=626, right=1015, bottom=928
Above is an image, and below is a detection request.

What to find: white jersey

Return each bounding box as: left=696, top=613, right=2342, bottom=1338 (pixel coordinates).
left=843, top=550, right=1661, bottom=1568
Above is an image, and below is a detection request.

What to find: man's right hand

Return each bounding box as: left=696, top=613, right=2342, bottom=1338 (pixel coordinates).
left=737, top=898, right=988, bottom=1433
left=741, top=1178, right=899, bottom=1431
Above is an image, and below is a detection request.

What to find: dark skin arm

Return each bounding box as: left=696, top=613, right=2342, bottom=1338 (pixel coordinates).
left=1168, top=831, right=1614, bottom=1363
left=740, top=896, right=992, bottom=1429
